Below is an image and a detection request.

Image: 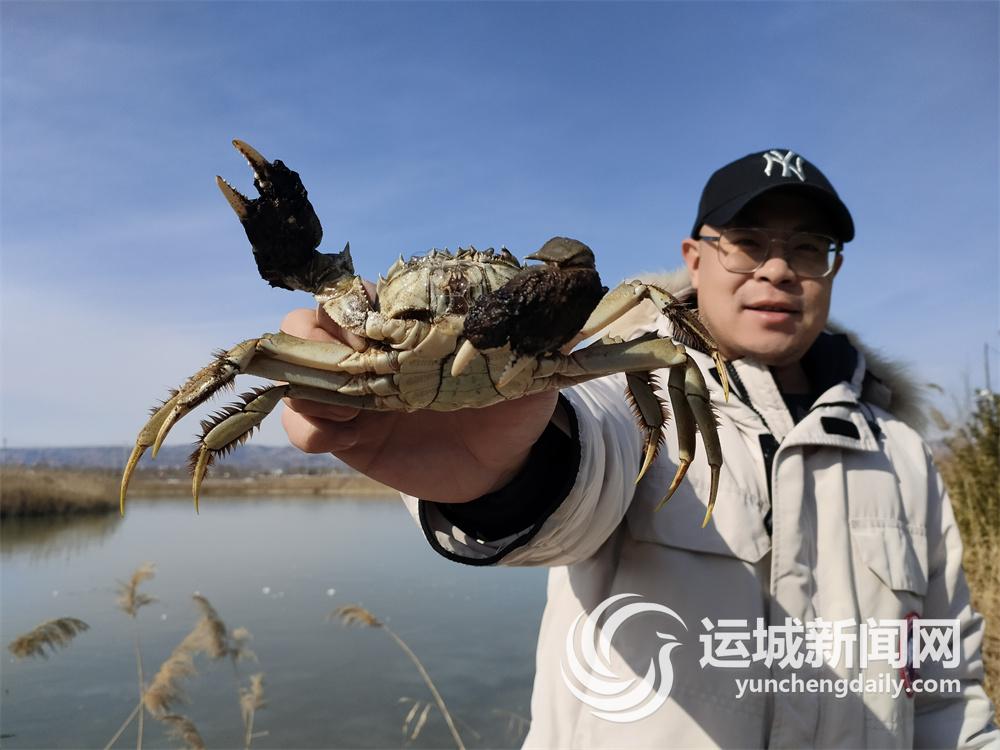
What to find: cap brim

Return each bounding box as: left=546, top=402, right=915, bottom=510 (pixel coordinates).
left=694, top=183, right=854, bottom=242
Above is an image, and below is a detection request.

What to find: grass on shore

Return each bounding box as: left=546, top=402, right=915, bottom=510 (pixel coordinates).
left=0, top=465, right=397, bottom=517
left=933, top=390, right=999, bottom=712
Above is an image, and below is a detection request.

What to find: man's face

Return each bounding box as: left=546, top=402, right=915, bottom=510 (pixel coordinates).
left=681, top=191, right=844, bottom=366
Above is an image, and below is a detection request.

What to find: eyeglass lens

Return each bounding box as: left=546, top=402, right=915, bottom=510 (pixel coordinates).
left=718, top=228, right=837, bottom=277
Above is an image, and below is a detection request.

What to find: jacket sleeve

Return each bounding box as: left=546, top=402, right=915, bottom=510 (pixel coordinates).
left=914, top=450, right=999, bottom=748
left=399, top=374, right=642, bottom=567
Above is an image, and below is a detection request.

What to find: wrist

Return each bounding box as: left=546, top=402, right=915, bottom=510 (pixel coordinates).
left=478, top=399, right=569, bottom=496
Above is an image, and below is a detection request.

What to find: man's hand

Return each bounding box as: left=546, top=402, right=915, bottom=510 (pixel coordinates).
left=280, top=306, right=559, bottom=502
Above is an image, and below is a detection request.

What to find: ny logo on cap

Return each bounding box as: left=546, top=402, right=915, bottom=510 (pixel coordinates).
left=762, top=150, right=806, bottom=181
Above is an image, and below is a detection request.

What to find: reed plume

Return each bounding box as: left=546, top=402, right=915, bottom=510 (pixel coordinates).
left=332, top=604, right=466, bottom=750
left=229, top=626, right=257, bottom=664
left=8, top=617, right=89, bottom=659
left=159, top=714, right=206, bottom=750
left=189, top=595, right=229, bottom=660
left=240, top=673, right=266, bottom=749
left=116, top=562, right=157, bottom=750
left=117, top=562, right=157, bottom=618
left=144, top=644, right=197, bottom=716
left=144, top=594, right=231, bottom=716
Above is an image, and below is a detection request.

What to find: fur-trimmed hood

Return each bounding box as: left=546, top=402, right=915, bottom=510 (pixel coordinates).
left=613, top=267, right=928, bottom=433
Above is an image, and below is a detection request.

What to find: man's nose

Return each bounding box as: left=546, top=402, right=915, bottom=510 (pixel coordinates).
left=753, top=242, right=798, bottom=284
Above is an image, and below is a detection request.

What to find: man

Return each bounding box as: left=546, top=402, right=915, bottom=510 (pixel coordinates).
left=281, top=149, right=997, bottom=747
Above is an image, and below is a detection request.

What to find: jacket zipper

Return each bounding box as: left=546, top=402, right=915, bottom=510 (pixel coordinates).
left=723, top=361, right=779, bottom=537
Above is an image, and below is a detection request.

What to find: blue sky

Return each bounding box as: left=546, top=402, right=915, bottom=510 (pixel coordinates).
left=1, top=1, right=997, bottom=447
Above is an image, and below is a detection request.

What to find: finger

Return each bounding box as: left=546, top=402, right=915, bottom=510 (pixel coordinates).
left=284, top=397, right=361, bottom=422
left=281, top=308, right=338, bottom=342
left=282, top=408, right=360, bottom=454
left=315, top=304, right=367, bottom=350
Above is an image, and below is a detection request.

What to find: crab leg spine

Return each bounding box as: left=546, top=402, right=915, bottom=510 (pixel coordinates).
left=119, top=340, right=259, bottom=515
left=150, top=339, right=259, bottom=457
left=625, top=372, right=668, bottom=485
left=190, top=385, right=290, bottom=512
left=646, top=284, right=730, bottom=403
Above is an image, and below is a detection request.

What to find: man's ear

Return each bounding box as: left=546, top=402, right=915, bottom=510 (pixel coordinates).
left=681, top=238, right=701, bottom=289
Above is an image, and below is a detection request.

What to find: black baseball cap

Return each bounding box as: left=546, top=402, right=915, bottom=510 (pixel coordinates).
left=691, top=149, right=855, bottom=242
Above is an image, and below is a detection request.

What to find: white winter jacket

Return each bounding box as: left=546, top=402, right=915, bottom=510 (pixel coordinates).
left=403, top=271, right=998, bottom=749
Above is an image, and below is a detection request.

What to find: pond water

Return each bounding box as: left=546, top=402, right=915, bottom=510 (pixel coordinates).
left=1, top=498, right=548, bottom=749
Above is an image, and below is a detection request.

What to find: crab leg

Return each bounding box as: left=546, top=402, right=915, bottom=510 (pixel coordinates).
left=681, top=360, right=722, bottom=527
left=559, top=280, right=730, bottom=403
left=120, top=390, right=183, bottom=513
left=528, top=335, right=723, bottom=524
left=564, top=281, right=650, bottom=346
left=555, top=333, right=689, bottom=375
left=185, top=381, right=386, bottom=511
left=189, top=385, right=289, bottom=512
left=120, top=339, right=259, bottom=513
left=653, top=366, right=696, bottom=512
left=624, top=371, right=667, bottom=484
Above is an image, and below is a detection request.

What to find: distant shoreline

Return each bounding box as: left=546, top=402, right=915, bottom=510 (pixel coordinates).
left=0, top=465, right=398, bottom=517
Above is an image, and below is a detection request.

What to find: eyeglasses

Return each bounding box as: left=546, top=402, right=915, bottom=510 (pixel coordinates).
left=698, top=227, right=842, bottom=278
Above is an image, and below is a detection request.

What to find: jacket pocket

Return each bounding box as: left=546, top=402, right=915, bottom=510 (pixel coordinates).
left=626, top=468, right=771, bottom=564
left=849, top=518, right=929, bottom=597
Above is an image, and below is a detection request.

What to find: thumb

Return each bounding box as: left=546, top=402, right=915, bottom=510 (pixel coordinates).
left=314, top=278, right=377, bottom=349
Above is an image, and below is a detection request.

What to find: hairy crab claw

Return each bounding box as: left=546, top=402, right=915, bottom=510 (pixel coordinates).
left=216, top=139, right=352, bottom=294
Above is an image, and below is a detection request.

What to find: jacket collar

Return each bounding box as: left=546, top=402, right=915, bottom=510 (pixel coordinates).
left=687, top=342, right=881, bottom=450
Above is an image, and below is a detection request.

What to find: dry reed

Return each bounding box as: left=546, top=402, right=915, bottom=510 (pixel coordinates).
left=144, top=594, right=231, bottom=716
left=934, top=390, right=1000, bottom=710
left=189, top=595, right=229, bottom=660
left=116, top=562, right=157, bottom=750
left=401, top=699, right=433, bottom=741
left=159, top=714, right=206, bottom=750
left=144, top=645, right=197, bottom=716
left=1, top=464, right=397, bottom=517
left=117, top=562, right=158, bottom=618
left=240, top=673, right=266, bottom=750
left=139, top=592, right=267, bottom=748
left=332, top=604, right=466, bottom=750
left=230, top=627, right=257, bottom=664
left=0, top=466, right=118, bottom=516
left=491, top=708, right=530, bottom=744
left=7, top=617, right=90, bottom=659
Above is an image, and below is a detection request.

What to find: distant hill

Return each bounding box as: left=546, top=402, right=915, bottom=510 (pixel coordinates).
left=0, top=445, right=349, bottom=472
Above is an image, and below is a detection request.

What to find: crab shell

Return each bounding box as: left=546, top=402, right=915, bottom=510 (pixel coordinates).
left=373, top=247, right=523, bottom=320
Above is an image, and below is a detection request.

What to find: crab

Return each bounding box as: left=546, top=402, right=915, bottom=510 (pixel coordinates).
left=120, top=140, right=729, bottom=525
